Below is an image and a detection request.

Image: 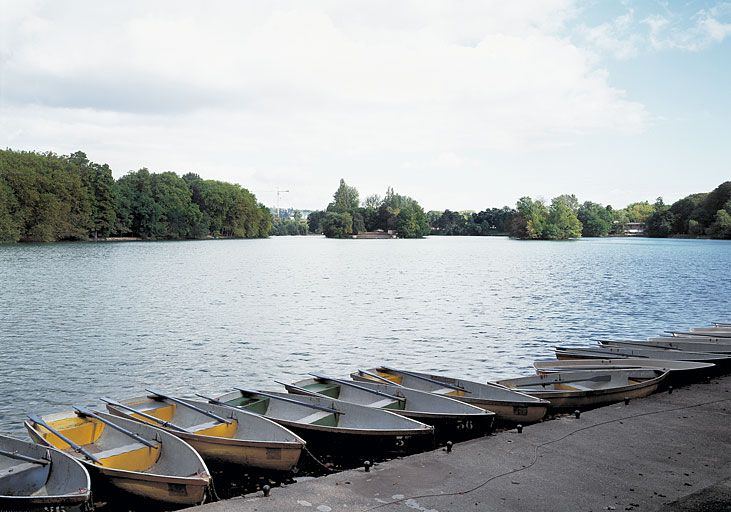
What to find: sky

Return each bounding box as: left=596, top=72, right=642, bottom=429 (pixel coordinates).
left=0, top=1, right=729, bottom=211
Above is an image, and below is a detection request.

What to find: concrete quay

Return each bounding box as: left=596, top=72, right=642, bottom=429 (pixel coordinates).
left=189, top=375, right=731, bottom=512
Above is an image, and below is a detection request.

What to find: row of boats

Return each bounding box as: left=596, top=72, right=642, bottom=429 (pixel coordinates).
left=2, top=322, right=729, bottom=510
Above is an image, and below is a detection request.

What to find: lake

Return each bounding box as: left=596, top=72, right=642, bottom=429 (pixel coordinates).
left=0, top=236, right=729, bottom=435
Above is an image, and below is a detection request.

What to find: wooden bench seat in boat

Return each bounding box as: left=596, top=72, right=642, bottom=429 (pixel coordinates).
left=368, top=398, right=400, bottom=408
left=298, top=411, right=335, bottom=424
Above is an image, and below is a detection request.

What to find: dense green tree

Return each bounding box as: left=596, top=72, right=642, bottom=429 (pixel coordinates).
left=545, top=196, right=582, bottom=239
left=696, top=181, right=731, bottom=228
left=329, top=179, right=360, bottom=213
left=668, top=193, right=707, bottom=235
left=321, top=211, right=353, bottom=238
left=307, top=210, right=325, bottom=233
left=623, top=201, right=655, bottom=223
left=396, top=202, right=430, bottom=238
left=646, top=197, right=675, bottom=238
left=0, top=179, right=20, bottom=242
left=432, top=209, right=467, bottom=235
left=511, top=197, right=548, bottom=239
left=510, top=196, right=581, bottom=240
left=707, top=207, right=731, bottom=239
left=577, top=201, right=613, bottom=237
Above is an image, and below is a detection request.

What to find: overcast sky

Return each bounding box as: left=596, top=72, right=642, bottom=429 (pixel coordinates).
left=1, top=1, right=729, bottom=211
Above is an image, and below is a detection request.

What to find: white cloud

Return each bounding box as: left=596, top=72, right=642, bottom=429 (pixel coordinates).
left=0, top=0, right=651, bottom=208
left=578, top=2, right=731, bottom=58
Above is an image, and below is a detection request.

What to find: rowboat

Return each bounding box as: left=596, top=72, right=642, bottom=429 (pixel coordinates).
left=554, top=345, right=731, bottom=365
left=208, top=389, right=434, bottom=457
left=533, top=358, right=715, bottom=385
left=285, top=373, right=495, bottom=438
left=0, top=434, right=90, bottom=509
left=351, top=367, right=550, bottom=424
left=496, top=369, right=668, bottom=410
left=669, top=330, right=731, bottom=340
left=25, top=409, right=211, bottom=506
left=599, top=339, right=731, bottom=354
left=103, top=390, right=305, bottom=472
left=650, top=336, right=731, bottom=346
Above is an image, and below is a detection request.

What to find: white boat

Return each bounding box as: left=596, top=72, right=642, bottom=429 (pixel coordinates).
left=533, top=358, right=714, bottom=385
left=599, top=339, right=731, bottom=354
left=554, top=345, right=731, bottom=365
left=496, top=369, right=668, bottom=410
left=0, top=434, right=91, bottom=509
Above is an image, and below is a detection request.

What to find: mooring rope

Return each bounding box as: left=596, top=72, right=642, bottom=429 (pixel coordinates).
left=303, top=445, right=336, bottom=474
left=364, top=396, right=731, bottom=510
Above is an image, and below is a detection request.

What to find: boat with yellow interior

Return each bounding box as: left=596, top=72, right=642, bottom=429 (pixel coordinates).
left=103, top=390, right=305, bottom=471
left=24, top=408, right=210, bottom=507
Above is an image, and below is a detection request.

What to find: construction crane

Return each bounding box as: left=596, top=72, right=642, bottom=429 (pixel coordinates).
left=275, top=188, right=290, bottom=219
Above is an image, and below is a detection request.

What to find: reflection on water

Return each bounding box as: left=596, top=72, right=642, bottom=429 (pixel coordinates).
left=1, top=236, right=729, bottom=435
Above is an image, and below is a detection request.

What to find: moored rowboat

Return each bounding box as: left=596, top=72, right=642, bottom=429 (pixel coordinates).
left=286, top=374, right=495, bottom=438
left=104, top=390, right=305, bottom=472
left=25, top=410, right=211, bottom=507
left=554, top=345, right=731, bottom=365
left=351, top=367, right=550, bottom=424
left=600, top=339, right=731, bottom=354
left=209, top=388, right=434, bottom=457
left=533, top=358, right=714, bottom=385
left=0, top=434, right=91, bottom=509
left=496, top=369, right=668, bottom=410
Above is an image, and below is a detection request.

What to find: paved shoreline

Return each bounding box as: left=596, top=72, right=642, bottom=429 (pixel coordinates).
left=188, top=375, right=731, bottom=512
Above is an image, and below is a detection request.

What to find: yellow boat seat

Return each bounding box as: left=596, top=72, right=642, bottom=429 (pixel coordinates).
left=94, top=442, right=150, bottom=460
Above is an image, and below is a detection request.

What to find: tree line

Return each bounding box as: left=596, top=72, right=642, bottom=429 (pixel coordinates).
left=0, top=149, right=271, bottom=242
left=306, top=179, right=430, bottom=238
left=424, top=181, right=731, bottom=240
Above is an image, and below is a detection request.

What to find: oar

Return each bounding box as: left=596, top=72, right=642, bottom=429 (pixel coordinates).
left=73, top=406, right=157, bottom=448
left=100, top=398, right=190, bottom=433
left=234, top=388, right=343, bottom=415
left=27, top=415, right=100, bottom=464
left=195, top=393, right=242, bottom=409
left=357, top=369, right=404, bottom=386
left=145, top=389, right=233, bottom=425
left=510, top=374, right=613, bottom=390
left=308, top=373, right=406, bottom=402
left=275, top=380, right=323, bottom=397
left=380, top=367, right=472, bottom=394
left=0, top=448, right=50, bottom=466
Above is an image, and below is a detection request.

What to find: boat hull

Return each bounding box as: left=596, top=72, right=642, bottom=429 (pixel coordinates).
left=497, top=370, right=668, bottom=411
left=397, top=410, right=494, bottom=440
left=173, top=434, right=301, bottom=472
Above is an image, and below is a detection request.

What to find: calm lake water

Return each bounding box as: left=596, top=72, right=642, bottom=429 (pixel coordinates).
left=0, top=236, right=729, bottom=435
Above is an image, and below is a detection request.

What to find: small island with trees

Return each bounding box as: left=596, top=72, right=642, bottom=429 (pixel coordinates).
left=306, top=179, right=431, bottom=239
